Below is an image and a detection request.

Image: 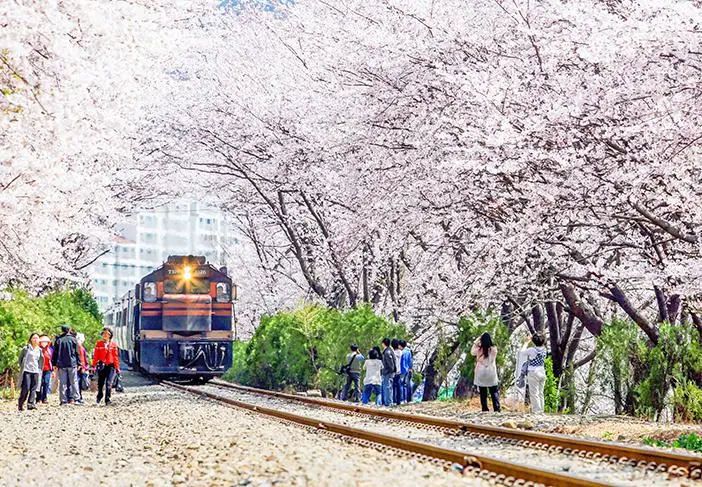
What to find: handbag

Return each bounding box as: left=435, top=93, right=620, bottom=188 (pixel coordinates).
left=517, top=359, right=528, bottom=388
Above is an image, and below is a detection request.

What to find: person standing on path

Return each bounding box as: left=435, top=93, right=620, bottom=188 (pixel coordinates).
left=361, top=348, right=382, bottom=405
left=75, top=332, right=89, bottom=404
left=38, top=335, right=53, bottom=404
left=400, top=340, right=413, bottom=404
left=522, top=334, right=547, bottom=413
left=92, top=327, right=120, bottom=405
left=52, top=324, right=80, bottom=405
left=18, top=333, right=44, bottom=411
left=380, top=338, right=396, bottom=406
left=340, top=344, right=364, bottom=402
left=470, top=332, right=501, bottom=412
left=391, top=339, right=403, bottom=404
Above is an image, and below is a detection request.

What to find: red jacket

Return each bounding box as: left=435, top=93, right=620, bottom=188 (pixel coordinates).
left=41, top=347, right=53, bottom=372
left=77, top=344, right=88, bottom=370
left=92, top=340, right=120, bottom=371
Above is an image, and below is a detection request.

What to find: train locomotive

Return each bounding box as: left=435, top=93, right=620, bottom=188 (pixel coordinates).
left=105, top=255, right=236, bottom=381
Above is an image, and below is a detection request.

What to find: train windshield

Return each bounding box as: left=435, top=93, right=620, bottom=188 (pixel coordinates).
left=164, top=280, right=185, bottom=294
left=164, top=278, right=209, bottom=294
left=189, top=278, right=209, bottom=294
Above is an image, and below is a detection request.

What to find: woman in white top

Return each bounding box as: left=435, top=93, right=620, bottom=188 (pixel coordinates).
left=521, top=333, right=548, bottom=413
left=18, top=333, right=44, bottom=411
left=361, top=348, right=383, bottom=405
left=470, top=332, right=501, bottom=412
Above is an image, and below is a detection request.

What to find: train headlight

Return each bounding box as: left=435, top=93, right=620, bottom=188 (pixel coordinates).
left=183, top=265, right=192, bottom=280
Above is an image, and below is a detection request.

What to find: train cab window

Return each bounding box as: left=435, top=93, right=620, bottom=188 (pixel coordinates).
left=143, top=282, right=157, bottom=302
left=189, top=278, right=210, bottom=294
left=164, top=280, right=185, bottom=294
left=216, top=283, right=231, bottom=301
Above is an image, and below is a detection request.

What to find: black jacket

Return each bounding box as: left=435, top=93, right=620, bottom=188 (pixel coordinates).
left=381, top=346, right=396, bottom=376
left=52, top=333, right=79, bottom=368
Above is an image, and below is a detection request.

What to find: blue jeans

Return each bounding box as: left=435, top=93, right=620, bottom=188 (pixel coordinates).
left=402, top=372, right=413, bottom=403
left=381, top=374, right=394, bottom=406
left=361, top=384, right=381, bottom=405
left=341, top=372, right=361, bottom=402
left=393, top=374, right=403, bottom=404
left=39, top=370, right=52, bottom=402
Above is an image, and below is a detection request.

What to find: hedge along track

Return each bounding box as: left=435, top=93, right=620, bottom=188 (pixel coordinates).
left=163, top=381, right=613, bottom=487
left=210, top=379, right=702, bottom=481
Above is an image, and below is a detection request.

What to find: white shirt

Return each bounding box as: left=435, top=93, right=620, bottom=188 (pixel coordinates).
left=393, top=349, right=402, bottom=375
left=471, top=344, right=499, bottom=387
left=363, top=359, right=382, bottom=386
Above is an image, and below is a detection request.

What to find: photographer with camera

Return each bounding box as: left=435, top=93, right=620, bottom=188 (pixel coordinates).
left=339, top=344, right=364, bottom=402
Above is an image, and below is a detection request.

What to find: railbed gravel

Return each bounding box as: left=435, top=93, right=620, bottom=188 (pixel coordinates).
left=0, top=376, right=489, bottom=487
left=199, top=384, right=691, bottom=487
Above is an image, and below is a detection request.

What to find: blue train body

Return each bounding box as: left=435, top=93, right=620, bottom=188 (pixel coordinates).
left=105, top=255, right=236, bottom=380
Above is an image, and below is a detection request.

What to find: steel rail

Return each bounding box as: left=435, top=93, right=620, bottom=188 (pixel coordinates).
left=211, top=379, right=702, bottom=479
left=163, top=380, right=612, bottom=487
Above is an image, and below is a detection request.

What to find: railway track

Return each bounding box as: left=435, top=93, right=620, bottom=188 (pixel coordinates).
left=163, top=381, right=698, bottom=487
left=207, top=380, right=702, bottom=482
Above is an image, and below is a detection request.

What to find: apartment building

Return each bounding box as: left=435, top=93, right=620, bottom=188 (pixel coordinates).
left=88, top=200, right=237, bottom=310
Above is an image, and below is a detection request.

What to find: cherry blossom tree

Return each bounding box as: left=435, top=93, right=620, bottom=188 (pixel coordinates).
left=0, top=0, right=218, bottom=287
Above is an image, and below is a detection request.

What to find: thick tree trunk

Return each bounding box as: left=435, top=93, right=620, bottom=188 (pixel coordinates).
left=559, top=283, right=603, bottom=336
left=532, top=304, right=545, bottom=334
left=691, top=313, right=702, bottom=342
left=422, top=340, right=460, bottom=402
left=654, top=286, right=669, bottom=323
left=667, top=294, right=682, bottom=324
left=610, top=284, right=659, bottom=344
left=545, top=301, right=564, bottom=377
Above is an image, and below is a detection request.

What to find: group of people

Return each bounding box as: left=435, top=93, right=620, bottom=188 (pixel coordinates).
left=471, top=331, right=547, bottom=413
left=17, top=325, right=121, bottom=411
left=337, top=331, right=548, bottom=414
left=339, top=338, right=413, bottom=407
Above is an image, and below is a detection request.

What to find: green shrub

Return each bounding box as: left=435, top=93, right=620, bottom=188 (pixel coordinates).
left=0, top=287, right=103, bottom=379
left=643, top=437, right=668, bottom=448
left=224, top=304, right=407, bottom=393
left=544, top=356, right=560, bottom=413
left=673, top=380, right=702, bottom=423
left=643, top=433, right=702, bottom=453
left=597, top=319, right=702, bottom=420
left=672, top=433, right=702, bottom=453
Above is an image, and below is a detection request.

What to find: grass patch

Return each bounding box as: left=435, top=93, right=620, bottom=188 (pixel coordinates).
left=643, top=433, right=702, bottom=453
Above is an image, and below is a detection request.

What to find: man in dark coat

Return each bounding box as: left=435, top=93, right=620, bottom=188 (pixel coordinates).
left=380, top=337, right=396, bottom=406
left=52, top=324, right=81, bottom=405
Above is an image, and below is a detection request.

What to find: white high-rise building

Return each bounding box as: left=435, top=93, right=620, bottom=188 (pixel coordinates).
left=88, top=200, right=238, bottom=310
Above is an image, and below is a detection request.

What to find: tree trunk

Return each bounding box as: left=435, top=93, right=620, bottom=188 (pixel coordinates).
left=579, top=355, right=598, bottom=414
left=691, top=313, right=702, bottom=342
left=654, top=285, right=669, bottom=323
left=422, top=340, right=460, bottom=401
left=545, top=301, right=564, bottom=377
left=610, top=284, right=659, bottom=344
left=559, top=283, right=603, bottom=336
left=612, top=363, right=623, bottom=415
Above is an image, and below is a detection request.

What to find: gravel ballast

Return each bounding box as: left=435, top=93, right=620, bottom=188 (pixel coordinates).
left=0, top=375, right=488, bottom=487
left=200, top=383, right=694, bottom=487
